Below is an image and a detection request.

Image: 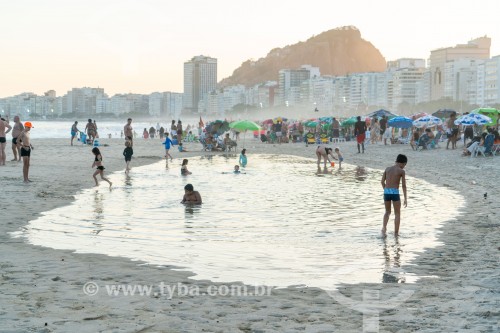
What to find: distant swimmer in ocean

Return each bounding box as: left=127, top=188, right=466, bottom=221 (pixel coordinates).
left=381, top=154, right=407, bottom=236
left=181, top=183, right=202, bottom=204
left=239, top=149, right=247, bottom=167
left=91, top=147, right=112, bottom=188
left=181, top=159, right=192, bottom=175
left=315, top=145, right=335, bottom=171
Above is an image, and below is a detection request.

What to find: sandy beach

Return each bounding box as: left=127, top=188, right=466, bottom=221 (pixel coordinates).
left=0, top=137, right=498, bottom=332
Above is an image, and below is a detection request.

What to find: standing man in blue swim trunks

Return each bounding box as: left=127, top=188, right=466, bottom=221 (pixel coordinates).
left=381, top=154, right=407, bottom=236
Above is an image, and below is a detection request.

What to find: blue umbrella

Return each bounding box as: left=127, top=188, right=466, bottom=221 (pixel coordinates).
left=388, top=116, right=413, bottom=128
left=413, top=115, right=443, bottom=128
left=454, top=113, right=491, bottom=126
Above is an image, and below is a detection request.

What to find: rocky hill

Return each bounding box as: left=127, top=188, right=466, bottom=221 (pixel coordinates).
left=219, top=26, right=386, bottom=87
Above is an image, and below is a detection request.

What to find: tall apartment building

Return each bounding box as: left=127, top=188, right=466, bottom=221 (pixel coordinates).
left=483, top=55, right=500, bottom=105
left=389, top=58, right=426, bottom=108
left=183, top=55, right=217, bottom=113
left=278, top=65, right=320, bottom=106
left=429, top=36, right=490, bottom=101
left=444, top=58, right=483, bottom=105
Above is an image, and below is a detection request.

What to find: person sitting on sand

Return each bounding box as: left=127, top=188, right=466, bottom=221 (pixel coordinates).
left=181, top=159, right=192, bottom=175
left=315, top=145, right=335, bottom=170
left=381, top=154, right=407, bottom=236
left=178, top=142, right=188, bottom=152
left=91, top=147, right=112, bottom=187
left=181, top=183, right=202, bottom=204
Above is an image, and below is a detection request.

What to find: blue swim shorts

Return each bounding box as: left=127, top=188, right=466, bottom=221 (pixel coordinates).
left=383, top=188, right=400, bottom=201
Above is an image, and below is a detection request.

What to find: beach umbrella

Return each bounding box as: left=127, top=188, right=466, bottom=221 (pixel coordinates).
left=454, top=113, right=492, bottom=126
left=413, top=115, right=443, bottom=128
left=365, top=109, right=398, bottom=119
left=319, top=116, right=333, bottom=123
left=273, top=116, right=288, bottom=123
left=471, top=108, right=499, bottom=125
left=229, top=120, right=261, bottom=147
left=304, top=121, right=318, bottom=128
left=388, top=116, right=413, bottom=129
left=262, top=119, right=274, bottom=125
left=432, top=109, right=456, bottom=118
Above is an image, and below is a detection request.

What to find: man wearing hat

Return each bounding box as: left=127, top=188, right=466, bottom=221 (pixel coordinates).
left=17, top=122, right=34, bottom=182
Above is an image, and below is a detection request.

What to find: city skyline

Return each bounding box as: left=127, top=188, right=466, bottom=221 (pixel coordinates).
left=1, top=0, right=500, bottom=98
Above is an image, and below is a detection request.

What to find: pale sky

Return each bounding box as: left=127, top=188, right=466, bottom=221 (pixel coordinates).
left=1, top=0, right=499, bottom=98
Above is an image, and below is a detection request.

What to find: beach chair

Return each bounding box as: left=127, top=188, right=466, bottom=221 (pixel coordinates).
left=305, top=133, right=315, bottom=145
left=320, top=133, right=328, bottom=144
left=200, top=138, right=212, bottom=151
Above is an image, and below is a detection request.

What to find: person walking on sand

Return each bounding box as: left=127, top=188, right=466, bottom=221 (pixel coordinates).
left=85, top=119, right=96, bottom=144
left=124, top=118, right=133, bottom=146
left=354, top=116, right=367, bottom=153
left=163, top=132, right=174, bottom=163
left=16, top=122, right=34, bottom=182
left=70, top=121, right=79, bottom=146
left=181, top=183, right=202, bottom=204
left=0, top=117, right=12, bottom=166
left=446, top=112, right=459, bottom=150
left=176, top=120, right=183, bottom=143
left=123, top=141, right=133, bottom=174
left=11, top=116, right=24, bottom=162
left=381, top=154, right=408, bottom=236
left=91, top=147, right=112, bottom=187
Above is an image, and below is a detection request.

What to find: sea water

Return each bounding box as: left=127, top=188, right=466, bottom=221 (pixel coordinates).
left=13, top=155, right=464, bottom=289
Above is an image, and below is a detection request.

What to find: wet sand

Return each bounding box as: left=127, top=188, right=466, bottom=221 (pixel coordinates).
left=0, top=138, right=498, bottom=332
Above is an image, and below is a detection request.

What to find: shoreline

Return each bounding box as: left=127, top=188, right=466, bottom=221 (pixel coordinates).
left=1, top=138, right=498, bottom=332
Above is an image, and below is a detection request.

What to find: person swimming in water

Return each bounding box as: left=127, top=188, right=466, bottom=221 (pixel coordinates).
left=181, top=159, right=192, bottom=175
left=181, top=183, right=202, bottom=204
left=381, top=154, right=407, bottom=236
left=239, top=149, right=247, bottom=167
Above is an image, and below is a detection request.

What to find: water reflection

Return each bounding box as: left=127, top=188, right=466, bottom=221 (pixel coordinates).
left=92, top=190, right=104, bottom=235
left=355, top=166, right=368, bottom=181
left=382, top=237, right=404, bottom=283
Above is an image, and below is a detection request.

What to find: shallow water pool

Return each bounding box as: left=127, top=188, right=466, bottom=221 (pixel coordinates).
left=14, top=154, right=464, bottom=289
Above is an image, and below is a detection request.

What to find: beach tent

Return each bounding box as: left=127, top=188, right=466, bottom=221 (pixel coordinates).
left=471, top=108, right=499, bottom=125
left=365, top=109, right=398, bottom=119
left=388, top=116, right=413, bottom=128
left=432, top=109, right=456, bottom=119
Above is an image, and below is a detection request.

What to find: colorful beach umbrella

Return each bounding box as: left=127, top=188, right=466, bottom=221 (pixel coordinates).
left=304, top=121, right=318, bottom=128
left=454, top=113, right=492, bottom=126
left=471, top=108, right=499, bottom=125
left=413, top=115, right=443, bottom=128
left=229, top=120, right=261, bottom=147
left=319, top=116, right=333, bottom=123
left=388, top=116, right=413, bottom=129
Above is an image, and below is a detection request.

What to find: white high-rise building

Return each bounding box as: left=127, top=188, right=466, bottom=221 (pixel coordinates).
left=483, top=55, right=500, bottom=105
left=444, top=58, right=483, bottom=105
left=278, top=65, right=320, bottom=106
left=389, top=58, right=426, bottom=108
left=183, top=55, right=217, bottom=114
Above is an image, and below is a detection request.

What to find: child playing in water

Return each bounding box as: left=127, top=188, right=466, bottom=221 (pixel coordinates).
left=181, top=183, right=202, bottom=204
left=239, top=149, right=247, bottom=167
left=123, top=140, right=133, bottom=174
left=381, top=154, right=407, bottom=236
left=92, top=147, right=112, bottom=187
left=233, top=165, right=241, bottom=174
left=181, top=159, right=192, bottom=175
left=334, top=147, right=343, bottom=168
